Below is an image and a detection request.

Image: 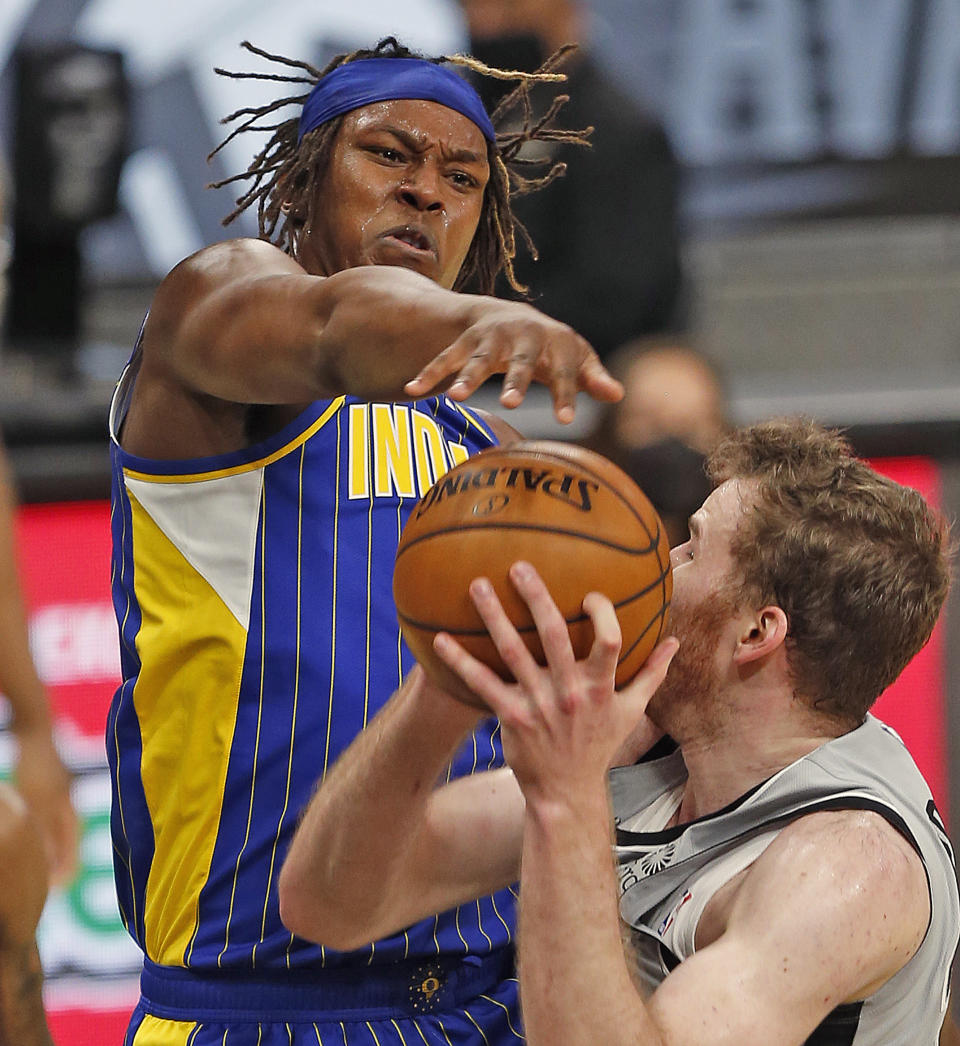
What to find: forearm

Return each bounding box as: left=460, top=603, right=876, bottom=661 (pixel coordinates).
left=316, top=266, right=490, bottom=399
left=171, top=255, right=490, bottom=405
left=0, top=941, right=53, bottom=1046
left=519, top=787, right=664, bottom=1046
left=278, top=669, right=482, bottom=947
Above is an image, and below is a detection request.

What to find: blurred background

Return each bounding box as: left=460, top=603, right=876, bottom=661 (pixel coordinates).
left=0, top=1, right=958, bottom=1041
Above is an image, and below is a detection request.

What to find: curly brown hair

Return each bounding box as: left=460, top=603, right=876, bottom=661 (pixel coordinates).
left=207, top=37, right=591, bottom=295
left=706, top=417, right=952, bottom=727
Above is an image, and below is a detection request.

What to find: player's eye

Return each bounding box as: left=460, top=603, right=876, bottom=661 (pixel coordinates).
left=370, top=146, right=405, bottom=163
left=448, top=170, right=478, bottom=189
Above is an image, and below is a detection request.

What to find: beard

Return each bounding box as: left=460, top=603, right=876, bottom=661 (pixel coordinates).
left=647, top=585, right=738, bottom=740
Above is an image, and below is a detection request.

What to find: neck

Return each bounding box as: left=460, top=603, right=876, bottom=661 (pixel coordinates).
left=669, top=689, right=843, bottom=825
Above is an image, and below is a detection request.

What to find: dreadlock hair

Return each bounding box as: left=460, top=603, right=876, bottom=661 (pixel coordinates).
left=207, top=37, right=591, bottom=295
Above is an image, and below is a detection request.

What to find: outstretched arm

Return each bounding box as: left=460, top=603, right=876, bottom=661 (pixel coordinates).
left=278, top=667, right=524, bottom=950
left=0, top=440, right=77, bottom=887
left=143, top=238, right=621, bottom=420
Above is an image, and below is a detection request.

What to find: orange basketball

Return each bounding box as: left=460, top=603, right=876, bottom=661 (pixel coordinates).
left=393, top=440, right=673, bottom=708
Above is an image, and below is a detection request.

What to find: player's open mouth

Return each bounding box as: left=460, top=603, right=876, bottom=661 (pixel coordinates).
left=381, top=225, right=438, bottom=258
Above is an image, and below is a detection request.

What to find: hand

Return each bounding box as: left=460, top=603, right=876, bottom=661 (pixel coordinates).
left=403, top=299, right=623, bottom=423
left=13, top=726, right=78, bottom=888
left=432, top=561, right=678, bottom=804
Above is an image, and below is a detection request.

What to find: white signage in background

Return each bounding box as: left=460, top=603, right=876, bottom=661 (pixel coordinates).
left=672, top=0, right=960, bottom=164
left=673, top=0, right=820, bottom=164
left=28, top=602, right=121, bottom=688
left=120, top=148, right=205, bottom=275
left=6, top=0, right=960, bottom=276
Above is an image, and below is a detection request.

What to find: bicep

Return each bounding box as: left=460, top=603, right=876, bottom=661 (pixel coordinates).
left=145, top=239, right=335, bottom=404
left=646, top=811, right=930, bottom=1046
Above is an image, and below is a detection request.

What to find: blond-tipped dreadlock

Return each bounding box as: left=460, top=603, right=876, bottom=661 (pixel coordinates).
left=207, top=37, right=591, bottom=296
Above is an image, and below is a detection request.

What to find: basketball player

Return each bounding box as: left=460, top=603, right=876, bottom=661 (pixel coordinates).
left=107, top=37, right=621, bottom=1046
left=280, top=417, right=958, bottom=1045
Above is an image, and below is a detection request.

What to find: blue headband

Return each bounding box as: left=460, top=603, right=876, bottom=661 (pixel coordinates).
left=297, top=57, right=496, bottom=144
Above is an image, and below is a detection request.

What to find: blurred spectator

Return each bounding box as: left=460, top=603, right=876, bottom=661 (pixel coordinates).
left=460, top=0, right=684, bottom=358
left=585, top=335, right=730, bottom=546
left=0, top=780, right=54, bottom=1045
left=0, top=436, right=78, bottom=886
left=0, top=171, right=78, bottom=887
left=0, top=170, right=73, bottom=1045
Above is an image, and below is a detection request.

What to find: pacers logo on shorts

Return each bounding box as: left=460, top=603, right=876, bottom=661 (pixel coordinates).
left=409, top=964, right=446, bottom=1013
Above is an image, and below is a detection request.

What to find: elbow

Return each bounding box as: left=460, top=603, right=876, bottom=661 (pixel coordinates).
left=276, top=860, right=323, bottom=943
left=276, top=862, right=375, bottom=952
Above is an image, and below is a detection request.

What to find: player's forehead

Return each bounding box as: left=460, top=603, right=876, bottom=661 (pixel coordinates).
left=691, top=479, right=754, bottom=543
left=341, top=99, right=490, bottom=163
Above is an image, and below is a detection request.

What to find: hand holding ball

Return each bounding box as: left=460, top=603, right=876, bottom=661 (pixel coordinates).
left=393, top=441, right=673, bottom=709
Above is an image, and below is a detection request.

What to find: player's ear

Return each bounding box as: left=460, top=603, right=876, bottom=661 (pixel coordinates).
left=732, top=604, right=788, bottom=665
left=281, top=199, right=306, bottom=222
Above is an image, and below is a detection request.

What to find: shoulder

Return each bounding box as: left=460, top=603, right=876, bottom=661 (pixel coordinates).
left=470, top=407, right=521, bottom=446
left=764, top=806, right=927, bottom=878
left=745, top=808, right=928, bottom=918
left=141, top=238, right=310, bottom=368
left=153, top=238, right=306, bottom=308
left=727, top=809, right=929, bottom=994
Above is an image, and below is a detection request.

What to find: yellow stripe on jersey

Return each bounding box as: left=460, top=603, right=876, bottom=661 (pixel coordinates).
left=348, top=404, right=369, bottom=499
left=372, top=404, right=416, bottom=498
left=130, top=1014, right=198, bottom=1045
left=449, top=442, right=470, bottom=467
left=349, top=402, right=469, bottom=501
left=124, top=398, right=345, bottom=484
left=412, top=410, right=455, bottom=495
left=129, top=491, right=247, bottom=964
left=452, top=401, right=494, bottom=442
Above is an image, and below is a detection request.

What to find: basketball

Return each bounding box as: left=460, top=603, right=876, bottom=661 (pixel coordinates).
left=393, top=440, right=673, bottom=709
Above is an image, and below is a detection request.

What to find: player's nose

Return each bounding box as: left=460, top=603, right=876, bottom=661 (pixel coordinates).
left=397, top=166, right=444, bottom=212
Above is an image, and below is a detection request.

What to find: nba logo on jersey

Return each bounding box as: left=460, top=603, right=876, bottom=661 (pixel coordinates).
left=657, top=890, right=693, bottom=938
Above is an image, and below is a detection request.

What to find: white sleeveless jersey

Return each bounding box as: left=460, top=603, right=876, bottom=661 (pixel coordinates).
left=612, top=715, right=959, bottom=1045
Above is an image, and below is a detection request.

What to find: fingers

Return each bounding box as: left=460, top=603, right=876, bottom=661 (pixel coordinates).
left=578, top=352, right=625, bottom=404
left=618, top=637, right=679, bottom=718
left=498, top=335, right=539, bottom=409
left=470, top=574, right=548, bottom=693
left=505, top=562, right=583, bottom=690
left=433, top=629, right=512, bottom=713
left=581, top=590, right=623, bottom=681
left=402, top=304, right=623, bottom=421
left=403, top=339, right=475, bottom=398
left=433, top=566, right=572, bottom=716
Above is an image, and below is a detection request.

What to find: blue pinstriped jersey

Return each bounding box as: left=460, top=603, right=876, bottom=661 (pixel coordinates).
left=107, top=354, right=513, bottom=973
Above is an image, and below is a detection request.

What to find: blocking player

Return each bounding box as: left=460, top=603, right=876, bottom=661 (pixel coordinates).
left=280, top=417, right=958, bottom=1045
left=107, top=36, right=620, bottom=1046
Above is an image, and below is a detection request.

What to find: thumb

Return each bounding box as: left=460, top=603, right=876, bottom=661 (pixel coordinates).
left=619, top=637, right=679, bottom=715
